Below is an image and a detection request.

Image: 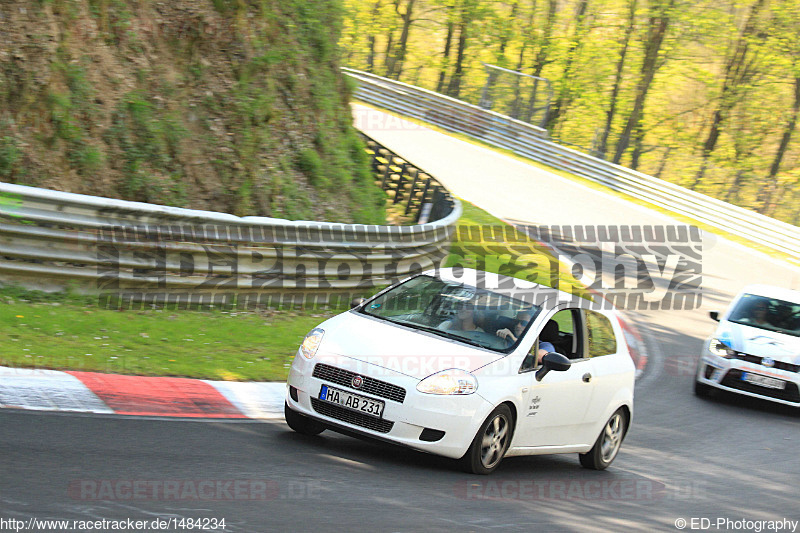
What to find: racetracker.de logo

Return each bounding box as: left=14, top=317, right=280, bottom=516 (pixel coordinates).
left=352, top=107, right=427, bottom=132
left=454, top=479, right=668, bottom=501
left=68, top=479, right=279, bottom=501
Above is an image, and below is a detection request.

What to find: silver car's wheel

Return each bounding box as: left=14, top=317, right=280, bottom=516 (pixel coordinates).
left=461, top=404, right=513, bottom=475
left=579, top=408, right=628, bottom=470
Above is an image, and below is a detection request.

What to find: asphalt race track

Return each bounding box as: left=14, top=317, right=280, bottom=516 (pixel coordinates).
left=2, top=106, right=800, bottom=532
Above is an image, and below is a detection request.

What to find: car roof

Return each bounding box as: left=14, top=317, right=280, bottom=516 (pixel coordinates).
left=424, top=267, right=596, bottom=308
left=737, top=284, right=800, bottom=304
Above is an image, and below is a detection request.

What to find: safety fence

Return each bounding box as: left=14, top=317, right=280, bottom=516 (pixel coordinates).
left=0, top=135, right=460, bottom=307
left=364, top=135, right=454, bottom=224
left=344, top=68, right=800, bottom=260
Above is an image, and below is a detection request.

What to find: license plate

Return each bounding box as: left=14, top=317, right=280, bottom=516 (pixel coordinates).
left=318, top=385, right=385, bottom=418
left=742, top=372, right=786, bottom=390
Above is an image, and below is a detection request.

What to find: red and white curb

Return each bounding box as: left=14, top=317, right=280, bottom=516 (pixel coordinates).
left=0, top=366, right=286, bottom=419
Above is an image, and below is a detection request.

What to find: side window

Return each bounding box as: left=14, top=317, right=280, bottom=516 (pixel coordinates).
left=544, top=309, right=582, bottom=359
left=519, top=308, right=586, bottom=373
left=552, top=309, right=573, bottom=334
left=585, top=311, right=617, bottom=358
left=519, top=351, right=537, bottom=373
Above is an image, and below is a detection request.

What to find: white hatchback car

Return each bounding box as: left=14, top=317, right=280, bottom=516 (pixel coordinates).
left=695, top=284, right=800, bottom=407
left=285, top=268, right=635, bottom=474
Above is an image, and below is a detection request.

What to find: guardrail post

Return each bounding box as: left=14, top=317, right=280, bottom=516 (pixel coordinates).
left=405, top=169, right=420, bottom=216
left=416, top=178, right=433, bottom=224
left=380, top=159, right=392, bottom=189
left=393, top=163, right=408, bottom=204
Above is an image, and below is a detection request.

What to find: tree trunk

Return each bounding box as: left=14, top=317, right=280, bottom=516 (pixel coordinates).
left=691, top=0, right=768, bottom=187
left=436, top=19, right=455, bottom=93
left=524, top=0, right=558, bottom=123
left=446, top=20, right=469, bottom=98
left=724, top=169, right=747, bottom=203
left=613, top=0, right=673, bottom=165
left=596, top=0, right=637, bottom=159
left=480, top=2, right=518, bottom=109
left=544, top=0, right=590, bottom=131
left=759, top=75, right=800, bottom=215
left=365, top=0, right=383, bottom=73
left=385, top=0, right=417, bottom=80
left=631, top=120, right=650, bottom=170
left=509, top=44, right=527, bottom=119
left=383, top=12, right=396, bottom=77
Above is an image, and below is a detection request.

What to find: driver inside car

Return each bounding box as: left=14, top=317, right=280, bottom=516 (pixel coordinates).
left=496, top=311, right=555, bottom=359
left=439, top=301, right=485, bottom=332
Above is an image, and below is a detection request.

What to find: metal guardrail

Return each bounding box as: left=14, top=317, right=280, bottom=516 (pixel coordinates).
left=345, top=68, right=549, bottom=145
left=344, top=68, right=800, bottom=260
left=0, top=136, right=461, bottom=307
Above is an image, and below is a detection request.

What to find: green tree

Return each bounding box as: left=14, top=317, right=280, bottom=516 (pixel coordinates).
left=445, top=0, right=487, bottom=98
left=384, top=0, right=419, bottom=79
left=596, top=0, right=638, bottom=159
left=544, top=0, right=593, bottom=132
left=691, top=0, right=770, bottom=187
left=757, top=0, right=800, bottom=215
left=613, top=0, right=676, bottom=166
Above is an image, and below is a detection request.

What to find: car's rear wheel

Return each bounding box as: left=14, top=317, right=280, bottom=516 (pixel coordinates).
left=461, top=404, right=513, bottom=475
left=579, top=408, right=627, bottom=470
left=285, top=403, right=326, bottom=436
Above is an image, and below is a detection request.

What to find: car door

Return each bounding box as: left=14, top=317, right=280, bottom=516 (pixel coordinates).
left=580, top=309, right=631, bottom=429
left=514, top=309, right=598, bottom=447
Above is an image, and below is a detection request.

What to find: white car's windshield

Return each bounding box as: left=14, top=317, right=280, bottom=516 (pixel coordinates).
left=728, top=293, right=800, bottom=337
left=359, top=275, right=542, bottom=351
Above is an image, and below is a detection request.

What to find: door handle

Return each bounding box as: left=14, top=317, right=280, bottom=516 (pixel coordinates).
left=582, top=373, right=592, bottom=383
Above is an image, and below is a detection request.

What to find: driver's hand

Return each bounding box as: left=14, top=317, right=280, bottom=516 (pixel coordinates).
left=496, top=328, right=515, bottom=341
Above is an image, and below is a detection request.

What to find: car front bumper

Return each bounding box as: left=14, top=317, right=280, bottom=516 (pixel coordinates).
left=696, top=350, right=800, bottom=407
left=286, top=352, right=496, bottom=459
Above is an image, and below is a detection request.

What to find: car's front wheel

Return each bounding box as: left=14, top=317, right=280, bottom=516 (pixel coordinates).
left=579, top=408, right=627, bottom=470
left=284, top=403, right=326, bottom=436
left=461, top=404, right=514, bottom=475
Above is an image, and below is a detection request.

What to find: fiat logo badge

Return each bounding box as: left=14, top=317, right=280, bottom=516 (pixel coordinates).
left=352, top=375, right=364, bottom=389
left=762, top=357, right=775, bottom=368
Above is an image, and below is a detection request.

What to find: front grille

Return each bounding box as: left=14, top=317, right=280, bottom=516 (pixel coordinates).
left=731, top=352, right=800, bottom=373
left=313, top=363, right=406, bottom=403
left=311, top=398, right=394, bottom=433
left=720, top=369, right=800, bottom=403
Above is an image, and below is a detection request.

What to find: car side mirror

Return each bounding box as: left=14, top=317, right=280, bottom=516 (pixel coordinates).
left=709, top=311, right=719, bottom=322
left=350, top=298, right=366, bottom=309
left=535, top=352, right=572, bottom=382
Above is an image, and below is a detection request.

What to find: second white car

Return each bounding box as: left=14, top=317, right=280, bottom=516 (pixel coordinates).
left=695, top=284, right=800, bottom=407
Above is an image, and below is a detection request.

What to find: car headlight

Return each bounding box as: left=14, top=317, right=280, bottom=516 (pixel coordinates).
left=416, top=369, right=477, bottom=395
left=299, top=328, right=324, bottom=359
left=708, top=338, right=734, bottom=358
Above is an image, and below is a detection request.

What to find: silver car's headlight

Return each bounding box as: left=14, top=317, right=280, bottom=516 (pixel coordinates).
left=299, top=328, right=324, bottom=359
left=708, top=338, right=734, bottom=358
left=417, top=369, right=477, bottom=395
